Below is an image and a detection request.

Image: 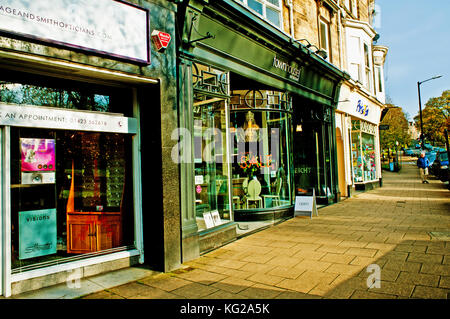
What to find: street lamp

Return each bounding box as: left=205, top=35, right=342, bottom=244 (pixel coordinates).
left=417, top=75, right=442, bottom=150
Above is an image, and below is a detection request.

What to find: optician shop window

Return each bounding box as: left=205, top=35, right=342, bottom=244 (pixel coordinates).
left=229, top=90, right=293, bottom=210
left=0, top=71, right=135, bottom=271
left=351, top=119, right=377, bottom=183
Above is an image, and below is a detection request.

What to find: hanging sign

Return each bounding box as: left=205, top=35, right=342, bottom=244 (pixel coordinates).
left=19, top=209, right=57, bottom=259
left=0, top=0, right=150, bottom=63
left=0, top=103, right=137, bottom=133
left=294, top=189, right=318, bottom=219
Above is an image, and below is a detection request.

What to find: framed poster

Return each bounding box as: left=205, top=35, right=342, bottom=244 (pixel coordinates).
left=210, top=210, right=222, bottom=226
left=20, top=138, right=56, bottom=184
left=203, top=212, right=215, bottom=229
left=19, top=209, right=57, bottom=259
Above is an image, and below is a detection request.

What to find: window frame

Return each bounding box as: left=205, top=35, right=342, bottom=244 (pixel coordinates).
left=319, top=18, right=331, bottom=62
left=363, top=42, right=372, bottom=91
left=235, top=0, right=283, bottom=29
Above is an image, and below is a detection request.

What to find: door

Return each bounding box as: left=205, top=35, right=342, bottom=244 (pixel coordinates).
left=336, top=128, right=347, bottom=197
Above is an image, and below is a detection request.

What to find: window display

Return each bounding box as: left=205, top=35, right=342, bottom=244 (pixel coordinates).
left=351, top=119, right=377, bottom=183
left=192, top=63, right=230, bottom=231
left=10, top=127, right=134, bottom=271
left=230, top=90, right=293, bottom=210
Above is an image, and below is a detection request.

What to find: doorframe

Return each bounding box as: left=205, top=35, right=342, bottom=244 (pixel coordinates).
left=1, top=126, right=12, bottom=297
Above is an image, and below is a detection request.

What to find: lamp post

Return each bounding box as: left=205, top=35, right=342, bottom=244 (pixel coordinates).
left=417, top=75, right=442, bottom=150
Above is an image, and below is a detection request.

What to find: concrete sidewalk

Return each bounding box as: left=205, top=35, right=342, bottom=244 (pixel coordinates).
left=11, top=162, right=450, bottom=299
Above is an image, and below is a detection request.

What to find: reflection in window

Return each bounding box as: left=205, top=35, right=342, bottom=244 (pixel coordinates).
left=229, top=90, right=292, bottom=210
left=351, top=120, right=377, bottom=183
left=193, top=97, right=230, bottom=231
left=10, top=128, right=134, bottom=271
left=193, top=63, right=231, bottom=231
left=0, top=70, right=131, bottom=115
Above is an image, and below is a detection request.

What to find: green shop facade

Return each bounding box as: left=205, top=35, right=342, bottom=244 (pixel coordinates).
left=177, top=0, right=348, bottom=260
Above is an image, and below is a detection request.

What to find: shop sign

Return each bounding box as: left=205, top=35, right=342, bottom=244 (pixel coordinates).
left=356, top=100, right=370, bottom=117
left=0, top=0, right=150, bottom=63
left=294, top=189, right=318, bottom=219
left=379, top=124, right=389, bottom=130
left=19, top=209, right=57, bottom=259
left=272, top=56, right=301, bottom=81
left=338, top=93, right=381, bottom=124
left=360, top=121, right=377, bottom=135
left=0, top=103, right=137, bottom=134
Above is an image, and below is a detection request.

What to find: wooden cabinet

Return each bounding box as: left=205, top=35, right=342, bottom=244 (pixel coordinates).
left=67, top=213, right=122, bottom=254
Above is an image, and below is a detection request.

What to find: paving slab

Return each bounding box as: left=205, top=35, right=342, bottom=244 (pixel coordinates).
left=10, top=161, right=450, bottom=300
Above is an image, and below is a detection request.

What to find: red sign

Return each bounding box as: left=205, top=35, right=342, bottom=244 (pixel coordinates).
left=151, top=30, right=171, bottom=52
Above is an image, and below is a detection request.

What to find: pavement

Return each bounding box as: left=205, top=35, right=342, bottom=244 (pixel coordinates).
left=8, top=160, right=450, bottom=299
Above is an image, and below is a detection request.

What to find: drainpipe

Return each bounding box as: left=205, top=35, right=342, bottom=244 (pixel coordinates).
left=286, top=0, right=295, bottom=38
left=337, top=0, right=344, bottom=70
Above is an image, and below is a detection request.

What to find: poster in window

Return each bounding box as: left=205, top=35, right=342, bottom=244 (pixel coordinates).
left=19, top=209, right=57, bottom=259
left=203, top=212, right=215, bottom=229
left=20, top=138, right=56, bottom=184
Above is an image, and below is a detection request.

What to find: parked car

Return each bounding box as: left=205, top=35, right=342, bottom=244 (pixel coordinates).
left=404, top=148, right=414, bottom=156
left=431, top=150, right=449, bottom=181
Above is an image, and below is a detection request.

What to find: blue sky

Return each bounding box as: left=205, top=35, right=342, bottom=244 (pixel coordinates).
left=375, top=0, right=450, bottom=120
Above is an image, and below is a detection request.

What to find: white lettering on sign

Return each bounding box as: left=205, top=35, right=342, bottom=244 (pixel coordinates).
left=273, top=56, right=301, bottom=81
left=0, top=0, right=149, bottom=63
left=0, top=103, right=136, bottom=133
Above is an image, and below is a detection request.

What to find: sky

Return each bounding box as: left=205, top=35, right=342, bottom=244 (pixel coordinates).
left=374, top=0, right=450, bottom=121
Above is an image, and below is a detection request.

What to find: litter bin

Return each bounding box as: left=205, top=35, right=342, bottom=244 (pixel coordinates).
left=389, top=162, right=394, bottom=171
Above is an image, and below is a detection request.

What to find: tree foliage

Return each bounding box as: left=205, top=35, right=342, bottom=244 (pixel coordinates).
left=414, top=90, right=450, bottom=145
left=379, top=104, right=410, bottom=149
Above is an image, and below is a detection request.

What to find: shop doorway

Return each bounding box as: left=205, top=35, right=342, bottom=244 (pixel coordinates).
left=293, top=101, right=334, bottom=204
left=336, top=127, right=347, bottom=197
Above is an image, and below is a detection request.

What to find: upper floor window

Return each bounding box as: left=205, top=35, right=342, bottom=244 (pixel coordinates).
left=319, top=19, right=331, bottom=61
left=343, top=0, right=358, bottom=18
left=346, top=33, right=374, bottom=93
left=363, top=42, right=372, bottom=91
left=236, top=0, right=282, bottom=28
left=375, top=65, right=383, bottom=93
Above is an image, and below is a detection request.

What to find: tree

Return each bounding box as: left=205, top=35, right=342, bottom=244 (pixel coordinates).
left=414, top=90, right=450, bottom=145
left=379, top=104, right=410, bottom=150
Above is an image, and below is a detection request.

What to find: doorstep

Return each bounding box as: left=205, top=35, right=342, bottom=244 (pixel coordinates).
left=8, top=266, right=159, bottom=299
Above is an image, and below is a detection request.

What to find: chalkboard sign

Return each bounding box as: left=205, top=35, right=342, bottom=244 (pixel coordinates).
left=294, top=189, right=318, bottom=219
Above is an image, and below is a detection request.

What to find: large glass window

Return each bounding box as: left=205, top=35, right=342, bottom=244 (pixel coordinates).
left=192, top=63, right=231, bottom=231
left=351, top=119, right=377, bottom=183
left=229, top=90, right=293, bottom=210
left=0, top=69, right=132, bottom=116
left=10, top=127, right=134, bottom=271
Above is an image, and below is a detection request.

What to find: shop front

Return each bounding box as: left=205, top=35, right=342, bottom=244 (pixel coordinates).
left=177, top=0, right=346, bottom=260
left=0, top=0, right=178, bottom=297
left=336, top=86, right=383, bottom=194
